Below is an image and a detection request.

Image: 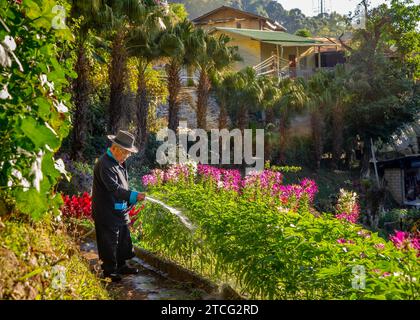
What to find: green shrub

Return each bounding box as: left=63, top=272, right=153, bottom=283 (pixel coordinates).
left=0, top=215, right=109, bottom=300
left=0, top=0, right=75, bottom=219
left=136, top=169, right=419, bottom=300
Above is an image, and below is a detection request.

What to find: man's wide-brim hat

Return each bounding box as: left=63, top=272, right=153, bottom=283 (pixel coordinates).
left=107, top=130, right=138, bottom=153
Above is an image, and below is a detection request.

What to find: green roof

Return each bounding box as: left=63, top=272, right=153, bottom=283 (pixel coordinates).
left=262, top=41, right=316, bottom=47
left=214, top=27, right=321, bottom=44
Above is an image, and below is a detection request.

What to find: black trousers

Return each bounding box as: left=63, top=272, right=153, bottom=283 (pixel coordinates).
left=94, top=222, right=135, bottom=274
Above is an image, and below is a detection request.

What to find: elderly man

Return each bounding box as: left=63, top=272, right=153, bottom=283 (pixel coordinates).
left=92, top=130, right=145, bottom=282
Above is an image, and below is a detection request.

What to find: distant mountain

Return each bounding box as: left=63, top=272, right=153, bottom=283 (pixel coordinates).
left=168, top=0, right=351, bottom=36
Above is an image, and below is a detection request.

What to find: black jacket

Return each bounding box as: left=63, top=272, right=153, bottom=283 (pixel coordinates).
left=92, top=151, right=137, bottom=226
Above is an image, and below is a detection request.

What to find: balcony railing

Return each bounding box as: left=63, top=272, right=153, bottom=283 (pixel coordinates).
left=254, top=55, right=335, bottom=80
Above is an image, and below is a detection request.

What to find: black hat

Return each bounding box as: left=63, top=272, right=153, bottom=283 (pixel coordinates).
left=107, top=130, right=138, bottom=153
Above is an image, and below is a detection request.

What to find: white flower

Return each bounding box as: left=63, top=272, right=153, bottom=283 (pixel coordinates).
left=0, top=44, right=11, bottom=68
left=40, top=74, right=54, bottom=92
left=11, top=169, right=23, bottom=180
left=7, top=180, right=13, bottom=187
left=2, top=36, right=16, bottom=51
left=54, top=158, right=70, bottom=181
left=290, top=223, right=296, bottom=228
left=1, top=35, right=23, bottom=71
left=21, top=177, right=31, bottom=191
left=0, top=85, right=11, bottom=99
left=217, top=181, right=224, bottom=189
left=54, top=101, right=68, bottom=113
left=54, top=159, right=66, bottom=173
left=31, top=150, right=44, bottom=192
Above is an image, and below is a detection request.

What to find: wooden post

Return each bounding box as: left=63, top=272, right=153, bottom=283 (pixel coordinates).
left=276, top=44, right=279, bottom=77
left=318, top=45, right=321, bottom=69
left=296, top=47, right=300, bottom=71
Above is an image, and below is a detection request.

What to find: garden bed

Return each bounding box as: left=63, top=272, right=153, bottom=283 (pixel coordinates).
left=136, top=164, right=420, bottom=300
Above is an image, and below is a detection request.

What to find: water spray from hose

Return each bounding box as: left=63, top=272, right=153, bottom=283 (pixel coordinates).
left=145, top=196, right=196, bottom=231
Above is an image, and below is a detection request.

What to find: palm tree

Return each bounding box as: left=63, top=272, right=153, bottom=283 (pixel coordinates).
left=276, top=78, right=308, bottom=164
left=306, top=71, right=331, bottom=169
left=329, top=65, right=349, bottom=169
left=69, top=0, right=110, bottom=161
left=213, top=74, right=231, bottom=129
left=105, top=0, right=160, bottom=135
left=159, top=20, right=199, bottom=132
left=258, top=76, right=281, bottom=162
left=193, top=31, right=241, bottom=130
left=126, top=3, right=169, bottom=157
left=235, top=68, right=263, bottom=132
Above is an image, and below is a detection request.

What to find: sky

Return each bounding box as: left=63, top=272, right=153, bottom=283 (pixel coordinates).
left=278, top=0, right=420, bottom=17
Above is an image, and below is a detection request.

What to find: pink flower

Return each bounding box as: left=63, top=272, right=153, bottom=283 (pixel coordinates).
left=357, top=230, right=371, bottom=238
left=142, top=174, right=157, bottom=186
left=390, top=231, right=409, bottom=249
left=374, top=243, right=385, bottom=250
left=335, top=212, right=359, bottom=224
left=390, top=231, right=420, bottom=256
left=337, top=238, right=354, bottom=244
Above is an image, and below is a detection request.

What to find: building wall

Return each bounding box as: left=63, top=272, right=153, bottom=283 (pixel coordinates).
left=384, top=168, right=404, bottom=204
left=213, top=31, right=261, bottom=71
left=196, top=9, right=261, bottom=31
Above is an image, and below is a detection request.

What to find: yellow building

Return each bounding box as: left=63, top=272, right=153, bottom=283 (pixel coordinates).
left=193, top=6, right=337, bottom=79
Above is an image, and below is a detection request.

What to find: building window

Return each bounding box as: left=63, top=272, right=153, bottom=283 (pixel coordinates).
left=236, top=22, right=241, bottom=29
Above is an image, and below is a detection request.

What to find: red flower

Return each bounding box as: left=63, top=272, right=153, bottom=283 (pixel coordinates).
left=61, top=193, right=92, bottom=219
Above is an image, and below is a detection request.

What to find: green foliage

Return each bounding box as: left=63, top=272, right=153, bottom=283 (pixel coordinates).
left=0, top=0, right=75, bottom=219
left=379, top=208, right=420, bottom=235
left=0, top=215, right=110, bottom=299
left=295, top=28, right=312, bottom=38
left=138, top=178, right=420, bottom=300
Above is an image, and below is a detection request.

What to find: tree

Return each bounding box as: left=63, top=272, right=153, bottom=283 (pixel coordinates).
left=68, top=0, right=109, bottom=161
left=193, top=31, right=241, bottom=130
left=341, top=1, right=418, bottom=176
left=306, top=71, right=331, bottom=170
left=276, top=78, right=307, bottom=164
left=258, top=76, right=281, bottom=162
left=160, top=20, right=198, bottom=132
left=105, top=0, right=155, bottom=135
left=328, top=65, right=349, bottom=169
left=126, top=2, right=170, bottom=158
left=295, top=28, right=311, bottom=37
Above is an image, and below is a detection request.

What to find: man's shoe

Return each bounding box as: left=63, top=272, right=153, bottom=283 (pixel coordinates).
left=118, top=265, right=139, bottom=275
left=103, top=272, right=122, bottom=282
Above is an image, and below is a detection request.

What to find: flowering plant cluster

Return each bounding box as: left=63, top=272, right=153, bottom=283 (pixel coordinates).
left=335, top=189, right=360, bottom=223
left=129, top=203, right=145, bottom=226
left=0, top=0, right=75, bottom=219
left=61, top=192, right=145, bottom=227
left=390, top=230, right=420, bottom=256
left=61, top=192, right=92, bottom=219
left=138, top=169, right=420, bottom=299
left=143, top=164, right=318, bottom=208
